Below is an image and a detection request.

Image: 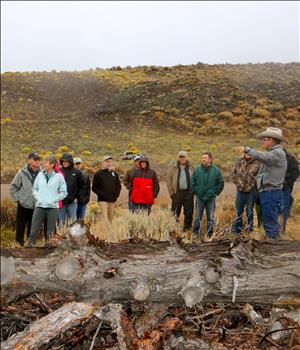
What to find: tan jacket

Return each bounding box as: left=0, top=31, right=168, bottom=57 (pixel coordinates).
left=167, top=160, right=194, bottom=196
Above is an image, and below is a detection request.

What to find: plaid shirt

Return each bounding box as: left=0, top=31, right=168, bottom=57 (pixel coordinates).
left=232, top=157, right=260, bottom=192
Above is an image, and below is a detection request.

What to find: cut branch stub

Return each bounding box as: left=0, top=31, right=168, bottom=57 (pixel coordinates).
left=180, top=272, right=206, bottom=307
left=55, top=255, right=82, bottom=281
left=1, top=254, right=15, bottom=285
left=204, top=267, right=220, bottom=284
left=131, top=280, right=151, bottom=302
left=69, top=223, right=88, bottom=245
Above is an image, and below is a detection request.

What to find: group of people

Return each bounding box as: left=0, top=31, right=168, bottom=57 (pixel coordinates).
left=9, top=126, right=299, bottom=247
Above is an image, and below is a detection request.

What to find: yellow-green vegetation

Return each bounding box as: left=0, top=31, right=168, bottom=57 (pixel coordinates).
left=1, top=63, right=299, bottom=182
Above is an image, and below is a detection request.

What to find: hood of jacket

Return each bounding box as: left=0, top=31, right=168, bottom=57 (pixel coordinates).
left=60, top=153, right=74, bottom=167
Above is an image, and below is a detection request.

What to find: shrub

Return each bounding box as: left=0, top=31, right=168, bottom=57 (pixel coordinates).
left=253, top=108, right=271, bottom=118
left=27, top=98, right=33, bottom=102
left=18, top=97, right=24, bottom=102
left=22, top=146, right=31, bottom=153
left=248, top=138, right=256, bottom=147
left=218, top=111, right=233, bottom=119
left=59, top=145, right=70, bottom=152
left=214, top=159, right=222, bottom=168
left=82, top=150, right=92, bottom=156
left=0, top=226, right=16, bottom=247
left=1, top=198, right=17, bottom=230
left=105, top=143, right=113, bottom=150
left=154, top=111, right=164, bottom=121
left=182, top=145, right=192, bottom=152
left=83, top=134, right=89, bottom=139
left=3, top=117, right=12, bottom=124
left=210, top=144, right=217, bottom=152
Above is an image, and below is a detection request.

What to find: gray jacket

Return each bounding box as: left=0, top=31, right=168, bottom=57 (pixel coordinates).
left=245, top=145, right=287, bottom=192
left=9, top=165, right=40, bottom=209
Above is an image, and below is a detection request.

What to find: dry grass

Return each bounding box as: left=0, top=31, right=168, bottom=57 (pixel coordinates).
left=87, top=205, right=180, bottom=242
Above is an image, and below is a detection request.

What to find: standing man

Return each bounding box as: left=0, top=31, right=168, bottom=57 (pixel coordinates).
left=167, top=151, right=194, bottom=231
left=10, top=152, right=41, bottom=246
left=59, top=153, right=86, bottom=230
left=28, top=156, right=67, bottom=247
left=92, top=155, right=121, bottom=227
left=124, top=155, right=141, bottom=210
left=191, top=151, right=224, bottom=241
left=280, top=148, right=299, bottom=235
left=130, top=156, right=160, bottom=214
left=74, top=157, right=91, bottom=222
left=237, top=127, right=287, bottom=240
left=232, top=153, right=260, bottom=234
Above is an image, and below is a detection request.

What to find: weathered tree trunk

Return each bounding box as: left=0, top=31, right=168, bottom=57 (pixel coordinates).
left=1, top=238, right=300, bottom=307
left=1, top=302, right=137, bottom=350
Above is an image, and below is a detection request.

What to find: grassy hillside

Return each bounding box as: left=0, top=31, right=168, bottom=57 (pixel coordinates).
left=1, top=63, right=300, bottom=182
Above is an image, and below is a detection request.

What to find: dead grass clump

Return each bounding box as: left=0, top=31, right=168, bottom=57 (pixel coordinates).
left=1, top=198, right=17, bottom=230
left=90, top=207, right=180, bottom=242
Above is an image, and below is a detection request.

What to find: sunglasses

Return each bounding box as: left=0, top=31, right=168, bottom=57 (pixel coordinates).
left=75, top=162, right=81, bottom=165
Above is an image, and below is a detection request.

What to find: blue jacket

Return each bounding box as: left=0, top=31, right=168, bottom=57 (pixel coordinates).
left=33, top=170, right=68, bottom=208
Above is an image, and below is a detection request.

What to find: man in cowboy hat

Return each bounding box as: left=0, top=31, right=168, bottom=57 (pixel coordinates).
left=237, top=127, right=287, bottom=240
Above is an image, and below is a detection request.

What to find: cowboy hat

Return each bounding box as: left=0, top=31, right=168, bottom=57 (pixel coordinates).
left=257, top=127, right=283, bottom=141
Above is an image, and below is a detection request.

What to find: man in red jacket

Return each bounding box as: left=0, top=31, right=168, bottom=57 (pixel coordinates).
left=130, top=156, right=160, bottom=214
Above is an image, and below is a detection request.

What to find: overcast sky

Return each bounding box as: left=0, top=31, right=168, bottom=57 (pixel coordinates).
left=1, top=1, right=299, bottom=72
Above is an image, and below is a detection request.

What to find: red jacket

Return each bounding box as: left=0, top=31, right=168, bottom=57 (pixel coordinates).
left=130, top=167, right=160, bottom=205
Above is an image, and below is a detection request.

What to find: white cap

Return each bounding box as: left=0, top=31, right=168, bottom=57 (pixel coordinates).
left=102, top=155, right=112, bottom=162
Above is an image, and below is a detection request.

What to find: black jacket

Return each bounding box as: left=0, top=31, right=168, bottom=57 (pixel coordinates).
left=92, top=169, right=121, bottom=203
left=284, top=149, right=300, bottom=189
left=78, top=171, right=91, bottom=205
left=59, top=153, right=86, bottom=205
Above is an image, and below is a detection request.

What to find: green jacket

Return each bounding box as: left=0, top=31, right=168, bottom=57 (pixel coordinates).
left=191, top=164, right=224, bottom=202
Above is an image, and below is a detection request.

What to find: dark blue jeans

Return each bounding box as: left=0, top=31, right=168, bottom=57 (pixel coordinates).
left=281, top=187, right=293, bottom=223
left=260, top=190, right=283, bottom=239
left=76, top=203, right=87, bottom=221
left=193, top=197, right=215, bottom=237
left=132, top=203, right=152, bottom=215
left=234, top=190, right=255, bottom=233
left=128, top=193, right=135, bottom=211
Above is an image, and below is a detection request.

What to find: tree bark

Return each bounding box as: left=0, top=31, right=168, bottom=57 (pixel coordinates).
left=1, top=239, right=300, bottom=307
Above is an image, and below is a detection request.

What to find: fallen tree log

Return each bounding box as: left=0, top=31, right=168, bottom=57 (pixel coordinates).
left=1, top=238, right=300, bottom=307
left=1, top=302, right=137, bottom=350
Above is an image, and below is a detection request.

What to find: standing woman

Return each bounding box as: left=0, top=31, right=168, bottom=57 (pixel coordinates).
left=130, top=156, right=160, bottom=214
left=28, top=156, right=67, bottom=247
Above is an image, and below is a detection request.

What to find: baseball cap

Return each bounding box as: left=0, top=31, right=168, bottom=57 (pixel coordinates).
left=74, top=157, right=82, bottom=164
left=178, top=151, right=188, bottom=158
left=28, top=152, right=40, bottom=160
left=134, top=155, right=141, bottom=161
left=102, top=155, right=113, bottom=162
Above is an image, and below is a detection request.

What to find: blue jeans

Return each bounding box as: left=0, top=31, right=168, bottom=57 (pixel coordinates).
left=59, top=202, right=78, bottom=227
left=132, top=203, right=152, bottom=215
left=260, top=190, right=283, bottom=239
left=77, top=203, right=87, bottom=221
left=234, top=190, right=255, bottom=233
left=193, top=197, right=215, bottom=237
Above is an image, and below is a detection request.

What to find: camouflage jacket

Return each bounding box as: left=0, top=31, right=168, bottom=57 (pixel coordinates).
left=232, top=157, right=260, bottom=192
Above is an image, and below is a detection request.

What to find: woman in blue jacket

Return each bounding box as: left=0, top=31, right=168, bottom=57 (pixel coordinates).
left=28, top=156, right=67, bottom=247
